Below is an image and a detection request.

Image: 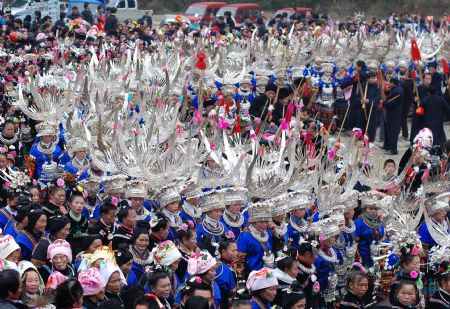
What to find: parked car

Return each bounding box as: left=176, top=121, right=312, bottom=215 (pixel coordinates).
left=184, top=1, right=227, bottom=24
left=273, top=7, right=313, bottom=20
left=159, top=14, right=190, bottom=27
left=216, top=3, right=262, bottom=27
left=108, top=0, right=152, bottom=21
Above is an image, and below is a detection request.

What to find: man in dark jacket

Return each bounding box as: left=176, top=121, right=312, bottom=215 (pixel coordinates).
left=271, top=87, right=292, bottom=127
left=249, top=83, right=277, bottom=122
left=410, top=73, right=431, bottom=143
left=399, top=69, right=414, bottom=140
left=104, top=7, right=118, bottom=36
left=81, top=3, right=94, bottom=24
left=382, top=77, right=405, bottom=155
left=339, top=60, right=368, bottom=130
left=420, top=84, right=450, bottom=147
left=364, top=72, right=382, bottom=142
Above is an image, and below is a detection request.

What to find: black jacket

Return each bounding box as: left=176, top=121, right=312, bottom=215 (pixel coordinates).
left=111, top=225, right=134, bottom=250
left=340, top=291, right=365, bottom=309
left=81, top=10, right=94, bottom=24
left=88, top=220, right=116, bottom=245
left=339, top=70, right=368, bottom=107
left=421, top=93, right=450, bottom=147
left=249, top=93, right=271, bottom=120
left=105, top=14, right=118, bottom=34
left=429, top=289, right=450, bottom=309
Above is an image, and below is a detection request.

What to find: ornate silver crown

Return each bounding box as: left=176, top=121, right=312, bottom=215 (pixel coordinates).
left=200, top=190, right=225, bottom=213
left=125, top=180, right=149, bottom=199
left=287, top=190, right=312, bottom=211
left=102, top=174, right=128, bottom=195
left=221, top=186, right=248, bottom=206
left=425, top=192, right=450, bottom=216
left=248, top=200, right=272, bottom=223
left=156, top=182, right=181, bottom=208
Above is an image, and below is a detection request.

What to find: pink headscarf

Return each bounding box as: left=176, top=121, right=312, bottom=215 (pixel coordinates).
left=78, top=268, right=106, bottom=296
left=47, top=240, right=73, bottom=263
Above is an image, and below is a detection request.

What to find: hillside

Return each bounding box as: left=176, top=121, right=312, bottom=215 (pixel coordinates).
left=144, top=0, right=449, bottom=18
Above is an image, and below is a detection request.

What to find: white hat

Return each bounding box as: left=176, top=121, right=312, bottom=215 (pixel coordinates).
left=0, top=235, right=20, bottom=260
left=152, top=240, right=182, bottom=266
left=246, top=267, right=279, bottom=292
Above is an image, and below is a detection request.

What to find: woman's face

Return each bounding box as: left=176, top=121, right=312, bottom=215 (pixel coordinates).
left=285, top=260, right=299, bottom=278
left=292, top=208, right=306, bottom=219
left=119, top=260, right=133, bottom=276
left=25, top=270, right=40, bottom=294
left=397, top=284, right=417, bottom=306
left=54, top=223, right=71, bottom=240
left=123, top=208, right=137, bottom=228
left=208, top=209, right=223, bottom=220
left=365, top=207, right=378, bottom=218
left=349, top=277, right=369, bottom=299
left=433, top=210, right=447, bottom=223
left=182, top=231, right=197, bottom=251
left=152, top=277, right=171, bottom=299
left=74, top=149, right=87, bottom=160
left=252, top=221, right=269, bottom=232
left=322, top=237, right=335, bottom=248
left=69, top=196, right=85, bottom=214
left=157, top=226, right=170, bottom=240
left=33, top=215, right=47, bottom=233
left=221, top=242, right=238, bottom=262
left=40, top=135, right=54, bottom=144
left=203, top=263, right=218, bottom=282
left=227, top=204, right=241, bottom=214
left=7, top=249, right=21, bottom=264
left=170, top=258, right=180, bottom=272
left=129, top=197, right=144, bottom=209
left=164, top=201, right=179, bottom=213
left=260, top=286, right=278, bottom=302
left=50, top=189, right=66, bottom=206
left=344, top=209, right=355, bottom=220
left=135, top=233, right=150, bottom=251
left=403, top=256, right=421, bottom=272
left=106, top=271, right=122, bottom=294
left=88, top=239, right=102, bottom=253
left=291, top=299, right=306, bottom=309
left=29, top=188, right=41, bottom=204
left=52, top=254, right=68, bottom=271
left=3, top=123, right=15, bottom=137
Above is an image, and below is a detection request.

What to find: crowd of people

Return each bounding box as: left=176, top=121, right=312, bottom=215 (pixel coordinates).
left=0, top=4, right=449, bottom=309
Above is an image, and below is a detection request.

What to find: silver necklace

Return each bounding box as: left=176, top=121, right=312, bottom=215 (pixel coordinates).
left=202, top=215, right=224, bottom=236
left=71, top=157, right=89, bottom=170
left=223, top=209, right=244, bottom=228
left=298, top=262, right=316, bottom=274
left=290, top=216, right=308, bottom=233
left=272, top=221, right=287, bottom=237
left=182, top=202, right=202, bottom=219
left=0, top=133, right=18, bottom=145
left=162, top=208, right=182, bottom=228
left=37, top=142, right=56, bottom=155
left=342, top=220, right=355, bottom=234
left=248, top=224, right=269, bottom=243
left=319, top=248, right=338, bottom=264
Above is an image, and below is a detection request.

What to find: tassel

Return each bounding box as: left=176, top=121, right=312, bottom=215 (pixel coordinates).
left=411, top=69, right=416, bottom=80
left=442, top=58, right=449, bottom=75
left=233, top=116, right=241, bottom=133
left=416, top=106, right=425, bottom=116
left=195, top=53, right=207, bottom=71
left=411, top=37, right=422, bottom=62
left=303, top=83, right=309, bottom=98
